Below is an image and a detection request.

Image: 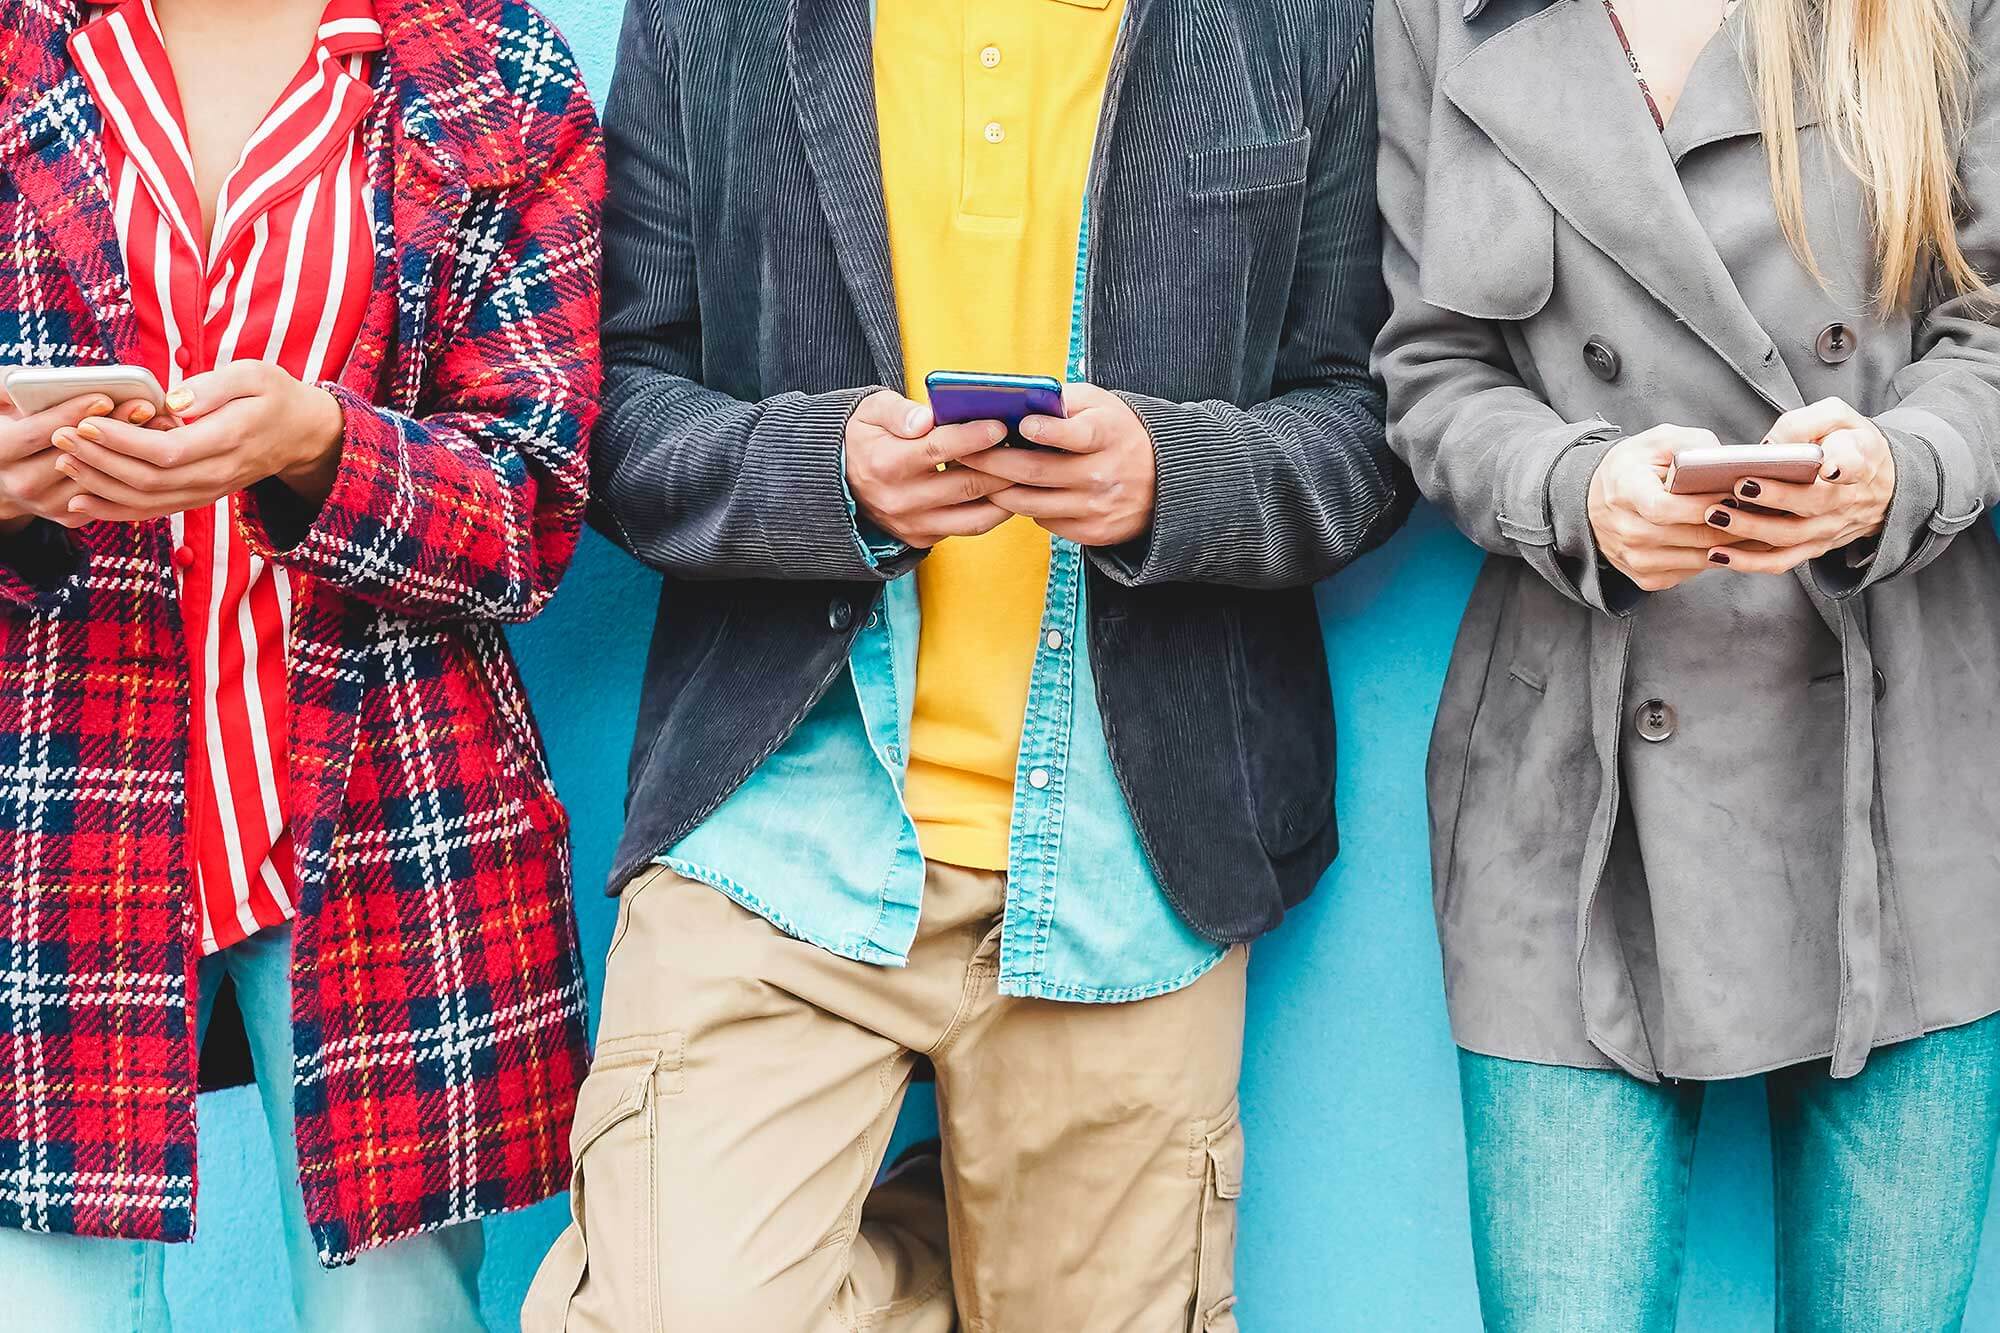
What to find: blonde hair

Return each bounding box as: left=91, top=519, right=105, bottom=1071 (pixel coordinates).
left=1744, top=0, right=1984, bottom=309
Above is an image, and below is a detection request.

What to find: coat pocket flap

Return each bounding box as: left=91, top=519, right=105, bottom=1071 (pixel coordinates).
left=1417, top=141, right=1556, bottom=322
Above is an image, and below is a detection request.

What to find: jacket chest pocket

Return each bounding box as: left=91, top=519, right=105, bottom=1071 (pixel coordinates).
left=1186, top=130, right=1311, bottom=200
left=1166, top=131, right=1313, bottom=370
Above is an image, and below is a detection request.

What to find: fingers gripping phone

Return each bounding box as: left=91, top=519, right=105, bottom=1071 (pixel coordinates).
left=1666, top=443, right=1823, bottom=495
left=3, top=365, right=167, bottom=416
left=925, top=370, right=1065, bottom=448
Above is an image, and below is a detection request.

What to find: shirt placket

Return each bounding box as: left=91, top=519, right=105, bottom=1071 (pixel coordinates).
left=998, top=199, right=1095, bottom=986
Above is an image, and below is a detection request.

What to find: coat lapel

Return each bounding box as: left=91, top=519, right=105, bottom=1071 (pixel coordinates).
left=362, top=0, right=528, bottom=399
left=0, top=2, right=140, bottom=365
left=287, top=0, right=531, bottom=898
left=1444, top=0, right=1803, bottom=410
left=786, top=0, right=905, bottom=388
left=1662, top=20, right=1820, bottom=164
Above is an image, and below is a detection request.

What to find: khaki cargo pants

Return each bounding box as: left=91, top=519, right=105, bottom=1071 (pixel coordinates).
left=523, top=860, right=1248, bottom=1332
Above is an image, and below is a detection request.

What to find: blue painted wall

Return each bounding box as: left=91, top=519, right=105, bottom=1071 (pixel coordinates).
left=164, top=4, right=2000, bottom=1328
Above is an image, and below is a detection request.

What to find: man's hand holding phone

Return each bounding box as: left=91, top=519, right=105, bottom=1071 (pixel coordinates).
left=959, top=383, right=1157, bottom=547
left=845, top=390, right=1013, bottom=549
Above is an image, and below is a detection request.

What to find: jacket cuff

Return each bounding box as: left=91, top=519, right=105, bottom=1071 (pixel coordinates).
left=236, top=382, right=376, bottom=567
left=1544, top=432, right=1643, bottom=616
left=0, top=518, right=86, bottom=606
left=1493, top=420, right=1637, bottom=617
left=833, top=393, right=919, bottom=575
left=1087, top=392, right=1198, bottom=584
left=1811, top=418, right=1977, bottom=597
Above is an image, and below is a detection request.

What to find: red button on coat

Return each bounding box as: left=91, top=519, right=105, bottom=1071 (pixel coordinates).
left=174, top=347, right=194, bottom=370
left=171, top=545, right=195, bottom=572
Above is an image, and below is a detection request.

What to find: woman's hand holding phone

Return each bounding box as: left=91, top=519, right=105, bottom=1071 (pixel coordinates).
left=1688, top=397, right=1897, bottom=574
left=1588, top=426, right=1737, bottom=590
left=0, top=388, right=158, bottom=536
left=47, top=361, right=346, bottom=522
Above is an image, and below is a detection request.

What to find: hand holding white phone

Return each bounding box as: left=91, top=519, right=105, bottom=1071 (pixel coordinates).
left=2, top=365, right=167, bottom=417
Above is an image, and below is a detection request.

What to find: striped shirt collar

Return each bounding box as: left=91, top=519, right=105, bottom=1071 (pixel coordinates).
left=71, top=0, right=383, bottom=266
left=86, top=0, right=386, bottom=59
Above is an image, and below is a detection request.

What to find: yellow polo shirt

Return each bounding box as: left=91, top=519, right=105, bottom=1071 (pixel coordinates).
left=874, top=0, right=1124, bottom=871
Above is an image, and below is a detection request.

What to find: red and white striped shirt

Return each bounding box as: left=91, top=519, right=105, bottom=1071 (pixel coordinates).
left=71, top=0, right=381, bottom=954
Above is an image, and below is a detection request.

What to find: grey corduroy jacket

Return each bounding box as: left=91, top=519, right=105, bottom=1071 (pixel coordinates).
left=1377, top=0, right=2000, bottom=1081
left=589, top=0, right=1410, bottom=942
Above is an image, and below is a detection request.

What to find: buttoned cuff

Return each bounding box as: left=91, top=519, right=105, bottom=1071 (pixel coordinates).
left=833, top=396, right=916, bottom=573
left=1810, top=419, right=1980, bottom=597
left=1545, top=433, right=1643, bottom=616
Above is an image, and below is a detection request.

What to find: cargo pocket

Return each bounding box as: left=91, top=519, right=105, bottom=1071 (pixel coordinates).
left=1191, top=1101, right=1245, bottom=1331
left=532, top=1041, right=681, bottom=1332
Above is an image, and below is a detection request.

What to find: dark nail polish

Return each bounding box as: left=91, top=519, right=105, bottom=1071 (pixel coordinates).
left=1709, top=550, right=1731, bottom=565
left=1708, top=509, right=1731, bottom=528
left=1738, top=480, right=1762, bottom=499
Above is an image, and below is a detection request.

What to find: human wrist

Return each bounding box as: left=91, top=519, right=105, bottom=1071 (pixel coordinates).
left=275, top=385, right=345, bottom=503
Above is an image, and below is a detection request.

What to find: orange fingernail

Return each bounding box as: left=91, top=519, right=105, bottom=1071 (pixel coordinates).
left=77, top=421, right=102, bottom=442
left=128, top=404, right=153, bottom=424
left=166, top=389, right=195, bottom=413
left=51, top=429, right=75, bottom=451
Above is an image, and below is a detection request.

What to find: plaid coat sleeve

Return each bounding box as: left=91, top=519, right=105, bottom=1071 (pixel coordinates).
left=239, top=68, right=604, bottom=624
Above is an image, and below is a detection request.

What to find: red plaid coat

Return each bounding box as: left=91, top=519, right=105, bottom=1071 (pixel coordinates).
left=0, top=0, right=601, bottom=1263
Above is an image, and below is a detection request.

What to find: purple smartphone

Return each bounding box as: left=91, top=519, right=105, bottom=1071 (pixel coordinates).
left=925, top=370, right=1065, bottom=447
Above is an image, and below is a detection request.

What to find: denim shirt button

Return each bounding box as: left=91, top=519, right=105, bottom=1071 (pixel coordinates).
left=1027, top=767, right=1051, bottom=790
left=1044, top=629, right=1064, bottom=651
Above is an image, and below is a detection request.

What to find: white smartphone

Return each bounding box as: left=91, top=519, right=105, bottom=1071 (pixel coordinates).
left=3, top=365, right=167, bottom=416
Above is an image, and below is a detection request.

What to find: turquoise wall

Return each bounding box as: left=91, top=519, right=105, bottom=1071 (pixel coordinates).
left=164, top=4, right=2000, bottom=1327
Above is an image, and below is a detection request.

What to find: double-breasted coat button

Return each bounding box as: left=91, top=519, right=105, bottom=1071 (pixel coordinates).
left=1583, top=336, right=1621, bottom=383
left=1635, top=698, right=1677, bottom=743
left=1874, top=668, right=1889, bottom=701
left=1816, top=322, right=1858, bottom=365
left=827, top=597, right=854, bottom=631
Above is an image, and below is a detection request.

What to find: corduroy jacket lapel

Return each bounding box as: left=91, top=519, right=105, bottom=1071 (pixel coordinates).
left=785, top=0, right=906, bottom=387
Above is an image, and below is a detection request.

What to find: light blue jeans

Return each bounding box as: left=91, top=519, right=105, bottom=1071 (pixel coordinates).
left=0, top=925, right=486, bottom=1333
left=1460, top=1014, right=2000, bottom=1332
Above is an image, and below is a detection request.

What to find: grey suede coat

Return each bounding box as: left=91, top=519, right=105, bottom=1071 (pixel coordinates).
left=1375, top=0, right=2000, bottom=1081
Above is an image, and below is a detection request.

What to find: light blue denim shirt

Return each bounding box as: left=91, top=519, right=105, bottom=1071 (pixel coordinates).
left=661, top=207, right=1224, bottom=1003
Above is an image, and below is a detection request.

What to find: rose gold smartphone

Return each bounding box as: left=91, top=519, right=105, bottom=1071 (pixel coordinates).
left=1666, top=443, right=1823, bottom=495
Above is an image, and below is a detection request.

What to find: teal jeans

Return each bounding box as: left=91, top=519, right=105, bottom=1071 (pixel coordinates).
left=0, top=925, right=486, bottom=1333
left=1460, top=1014, right=2000, bottom=1332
